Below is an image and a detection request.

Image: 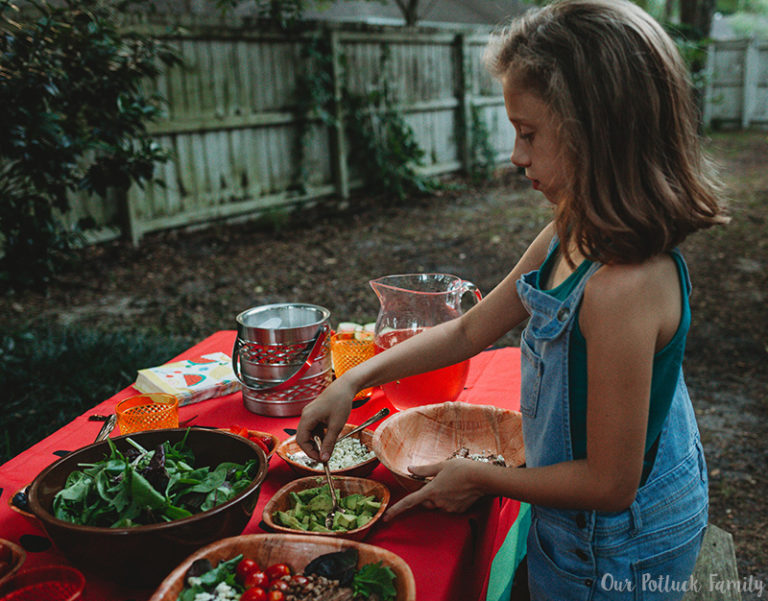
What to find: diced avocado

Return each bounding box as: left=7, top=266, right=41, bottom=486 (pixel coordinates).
left=361, top=498, right=382, bottom=513
left=332, top=511, right=358, bottom=530
left=275, top=510, right=307, bottom=530
left=295, top=485, right=326, bottom=503
left=356, top=512, right=374, bottom=528
left=341, top=493, right=364, bottom=511
left=307, top=493, right=333, bottom=513
left=309, top=522, right=333, bottom=532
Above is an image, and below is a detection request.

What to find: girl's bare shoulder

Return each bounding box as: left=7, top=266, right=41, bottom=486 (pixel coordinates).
left=583, top=254, right=679, bottom=313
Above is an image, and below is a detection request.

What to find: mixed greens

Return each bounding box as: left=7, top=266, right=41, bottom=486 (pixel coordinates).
left=273, top=483, right=382, bottom=533
left=53, top=431, right=260, bottom=527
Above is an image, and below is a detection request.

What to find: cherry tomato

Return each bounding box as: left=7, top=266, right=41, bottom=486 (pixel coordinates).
left=267, top=591, right=285, bottom=601
left=265, top=563, right=291, bottom=582
left=269, top=580, right=290, bottom=592
left=244, top=569, right=269, bottom=589
left=236, top=558, right=261, bottom=583
left=241, top=587, right=267, bottom=601
left=290, top=574, right=309, bottom=586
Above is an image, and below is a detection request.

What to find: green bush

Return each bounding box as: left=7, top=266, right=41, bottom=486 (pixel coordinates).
left=0, top=0, right=179, bottom=290
left=0, top=327, right=194, bottom=464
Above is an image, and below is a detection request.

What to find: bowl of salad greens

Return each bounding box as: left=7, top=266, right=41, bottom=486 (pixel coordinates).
left=148, top=533, right=416, bottom=601
left=26, top=427, right=269, bottom=587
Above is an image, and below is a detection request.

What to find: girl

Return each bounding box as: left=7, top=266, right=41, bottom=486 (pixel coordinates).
left=297, top=1, right=728, bottom=599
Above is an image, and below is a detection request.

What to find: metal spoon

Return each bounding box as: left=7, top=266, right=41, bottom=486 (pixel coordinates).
left=313, top=435, right=341, bottom=529
left=336, top=407, right=390, bottom=443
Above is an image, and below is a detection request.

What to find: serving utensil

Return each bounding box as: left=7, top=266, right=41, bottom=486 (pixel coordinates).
left=336, top=407, right=389, bottom=443
left=313, top=435, right=341, bottom=529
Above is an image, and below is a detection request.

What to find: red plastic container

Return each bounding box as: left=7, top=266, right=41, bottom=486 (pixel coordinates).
left=0, top=565, right=85, bottom=601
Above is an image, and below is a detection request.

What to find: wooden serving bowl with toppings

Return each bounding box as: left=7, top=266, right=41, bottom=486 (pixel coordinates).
left=262, top=475, right=390, bottom=541
left=276, top=423, right=378, bottom=477
left=372, top=401, right=526, bottom=492
left=149, top=533, right=416, bottom=601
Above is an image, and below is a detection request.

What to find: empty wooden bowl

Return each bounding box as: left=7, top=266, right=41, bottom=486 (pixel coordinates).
left=372, top=402, right=525, bottom=492
left=263, top=475, right=390, bottom=541
left=0, top=538, right=26, bottom=591
left=149, top=533, right=416, bottom=601
left=276, top=423, right=378, bottom=477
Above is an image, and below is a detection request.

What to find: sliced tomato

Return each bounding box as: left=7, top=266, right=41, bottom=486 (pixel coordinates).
left=236, top=558, right=261, bottom=583
left=249, top=436, right=269, bottom=454
left=241, top=587, right=267, bottom=601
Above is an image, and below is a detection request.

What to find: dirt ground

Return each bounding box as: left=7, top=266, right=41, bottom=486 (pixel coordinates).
left=2, top=130, right=766, bottom=596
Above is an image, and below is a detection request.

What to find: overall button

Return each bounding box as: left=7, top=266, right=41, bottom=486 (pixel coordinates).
left=557, top=307, right=570, bottom=321
left=585, top=578, right=594, bottom=588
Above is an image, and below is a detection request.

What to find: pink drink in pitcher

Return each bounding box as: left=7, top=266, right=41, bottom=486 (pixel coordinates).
left=374, top=328, right=471, bottom=410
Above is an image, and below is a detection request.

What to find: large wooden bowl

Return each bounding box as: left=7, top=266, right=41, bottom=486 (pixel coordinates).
left=262, top=475, right=390, bottom=541
left=276, top=423, right=378, bottom=477
left=149, top=533, right=416, bottom=601
left=26, top=428, right=268, bottom=588
left=372, top=402, right=525, bottom=492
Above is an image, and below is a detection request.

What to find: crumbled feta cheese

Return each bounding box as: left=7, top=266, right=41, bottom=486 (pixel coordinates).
left=288, top=437, right=374, bottom=470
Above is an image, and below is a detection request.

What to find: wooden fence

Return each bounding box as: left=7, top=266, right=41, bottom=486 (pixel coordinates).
left=66, top=17, right=512, bottom=245
left=65, top=18, right=768, bottom=246
left=703, top=37, right=768, bottom=130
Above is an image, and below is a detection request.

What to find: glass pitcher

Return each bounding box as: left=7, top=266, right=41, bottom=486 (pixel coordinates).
left=369, top=273, right=482, bottom=410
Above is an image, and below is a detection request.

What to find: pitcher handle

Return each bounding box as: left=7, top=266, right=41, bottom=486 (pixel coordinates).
left=462, top=280, right=483, bottom=305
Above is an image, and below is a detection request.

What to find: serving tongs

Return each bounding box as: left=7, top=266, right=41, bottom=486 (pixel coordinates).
left=313, top=435, right=341, bottom=529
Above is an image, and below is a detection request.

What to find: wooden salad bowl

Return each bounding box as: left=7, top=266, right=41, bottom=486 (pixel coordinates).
left=149, top=533, right=416, bottom=601
left=372, top=401, right=526, bottom=492
left=26, top=427, right=268, bottom=587
left=276, top=423, right=378, bottom=477
left=262, top=475, right=390, bottom=541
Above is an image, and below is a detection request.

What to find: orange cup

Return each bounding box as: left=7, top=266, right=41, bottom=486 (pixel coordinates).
left=116, top=393, right=179, bottom=435
left=330, top=331, right=375, bottom=400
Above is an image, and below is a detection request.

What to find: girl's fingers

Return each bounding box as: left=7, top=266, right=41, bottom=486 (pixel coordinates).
left=407, top=462, right=443, bottom=477
left=382, top=488, right=430, bottom=522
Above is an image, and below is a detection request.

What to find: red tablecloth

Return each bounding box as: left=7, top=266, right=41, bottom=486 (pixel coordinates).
left=0, top=331, right=523, bottom=601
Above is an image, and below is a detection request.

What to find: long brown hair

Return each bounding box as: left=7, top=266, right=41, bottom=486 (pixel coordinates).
left=485, top=0, right=728, bottom=265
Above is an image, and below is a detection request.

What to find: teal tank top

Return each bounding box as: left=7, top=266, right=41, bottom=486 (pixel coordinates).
left=535, top=244, right=691, bottom=484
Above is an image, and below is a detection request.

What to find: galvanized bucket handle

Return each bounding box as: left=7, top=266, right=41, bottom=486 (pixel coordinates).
left=232, top=323, right=330, bottom=392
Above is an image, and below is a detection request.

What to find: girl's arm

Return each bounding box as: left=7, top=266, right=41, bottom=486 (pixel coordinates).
left=296, top=222, right=557, bottom=461
left=385, top=256, right=681, bottom=516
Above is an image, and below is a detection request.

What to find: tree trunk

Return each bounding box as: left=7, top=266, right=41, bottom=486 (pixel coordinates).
left=680, top=0, right=716, bottom=36
left=394, top=0, right=420, bottom=26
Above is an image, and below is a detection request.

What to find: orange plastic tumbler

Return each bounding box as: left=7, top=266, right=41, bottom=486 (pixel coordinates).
left=330, top=331, right=375, bottom=400
left=116, top=393, right=179, bottom=434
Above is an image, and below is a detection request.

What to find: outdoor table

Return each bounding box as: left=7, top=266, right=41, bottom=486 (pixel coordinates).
left=0, top=331, right=529, bottom=601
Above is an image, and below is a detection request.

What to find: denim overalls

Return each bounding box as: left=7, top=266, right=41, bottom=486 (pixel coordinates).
left=516, top=247, right=709, bottom=601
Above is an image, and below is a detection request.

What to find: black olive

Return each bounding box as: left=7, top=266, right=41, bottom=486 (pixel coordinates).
left=11, top=489, right=29, bottom=511
left=304, top=547, right=358, bottom=586
left=185, top=558, right=214, bottom=583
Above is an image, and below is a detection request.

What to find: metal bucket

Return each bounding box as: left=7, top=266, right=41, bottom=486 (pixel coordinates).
left=232, top=303, right=332, bottom=416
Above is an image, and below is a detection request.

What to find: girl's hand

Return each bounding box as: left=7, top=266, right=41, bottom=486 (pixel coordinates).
left=383, top=459, right=483, bottom=520
left=295, top=377, right=355, bottom=461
